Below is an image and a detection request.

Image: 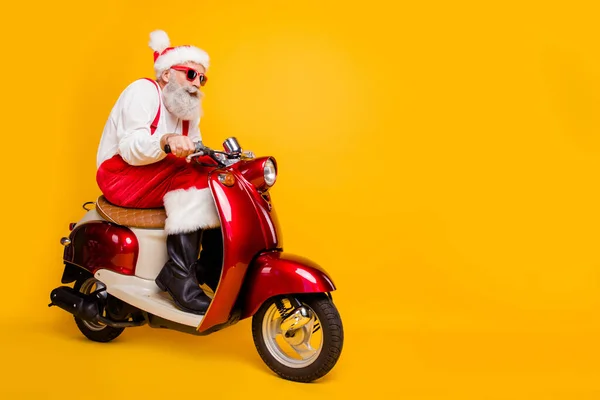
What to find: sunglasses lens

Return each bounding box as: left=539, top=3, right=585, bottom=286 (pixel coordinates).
left=186, top=70, right=197, bottom=80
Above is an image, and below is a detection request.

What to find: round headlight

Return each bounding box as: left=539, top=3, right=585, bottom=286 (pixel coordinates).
left=264, top=158, right=277, bottom=187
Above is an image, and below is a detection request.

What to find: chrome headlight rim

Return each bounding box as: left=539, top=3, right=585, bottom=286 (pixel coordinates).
left=264, top=158, right=277, bottom=187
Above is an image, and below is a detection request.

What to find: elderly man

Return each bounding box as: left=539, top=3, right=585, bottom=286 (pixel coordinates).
left=95, top=30, right=220, bottom=315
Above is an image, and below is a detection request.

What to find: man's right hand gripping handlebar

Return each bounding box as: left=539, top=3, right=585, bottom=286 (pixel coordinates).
left=161, top=134, right=205, bottom=158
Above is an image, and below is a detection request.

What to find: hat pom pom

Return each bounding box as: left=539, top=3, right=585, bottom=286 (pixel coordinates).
left=149, top=30, right=170, bottom=53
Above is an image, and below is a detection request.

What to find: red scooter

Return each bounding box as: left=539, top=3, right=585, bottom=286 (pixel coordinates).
left=49, top=137, right=343, bottom=383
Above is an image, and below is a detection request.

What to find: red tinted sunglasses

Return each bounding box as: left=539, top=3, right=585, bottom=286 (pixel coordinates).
left=171, top=65, right=208, bottom=86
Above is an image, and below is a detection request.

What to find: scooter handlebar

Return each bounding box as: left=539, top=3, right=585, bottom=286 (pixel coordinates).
left=164, top=142, right=227, bottom=167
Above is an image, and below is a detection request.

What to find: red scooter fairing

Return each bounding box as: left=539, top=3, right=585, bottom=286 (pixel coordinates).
left=198, top=158, right=283, bottom=332
left=63, top=221, right=138, bottom=276
left=239, top=251, right=337, bottom=319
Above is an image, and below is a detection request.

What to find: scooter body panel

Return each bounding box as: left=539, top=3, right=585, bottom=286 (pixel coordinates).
left=239, top=251, right=337, bottom=319
left=128, top=228, right=168, bottom=280
left=64, top=211, right=170, bottom=280
left=94, top=268, right=204, bottom=327
left=64, top=219, right=139, bottom=276
left=198, top=165, right=281, bottom=332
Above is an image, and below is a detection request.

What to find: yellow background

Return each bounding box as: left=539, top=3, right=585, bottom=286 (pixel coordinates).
left=1, top=0, right=599, bottom=398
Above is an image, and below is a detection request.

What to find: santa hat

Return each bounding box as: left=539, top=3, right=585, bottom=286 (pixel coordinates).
left=148, top=30, right=210, bottom=78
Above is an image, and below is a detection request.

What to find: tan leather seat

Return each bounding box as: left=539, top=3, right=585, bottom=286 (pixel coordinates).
left=95, top=195, right=166, bottom=229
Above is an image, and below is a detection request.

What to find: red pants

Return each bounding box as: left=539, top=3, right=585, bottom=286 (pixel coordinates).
left=97, top=154, right=212, bottom=208
left=96, top=155, right=220, bottom=233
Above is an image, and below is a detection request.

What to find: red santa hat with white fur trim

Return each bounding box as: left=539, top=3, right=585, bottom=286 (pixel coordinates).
left=149, top=30, right=210, bottom=78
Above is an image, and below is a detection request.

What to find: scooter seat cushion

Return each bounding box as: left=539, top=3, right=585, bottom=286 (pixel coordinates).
left=96, top=195, right=166, bottom=229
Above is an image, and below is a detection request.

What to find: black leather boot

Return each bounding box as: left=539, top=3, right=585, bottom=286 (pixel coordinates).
left=155, top=230, right=211, bottom=315
left=195, top=228, right=224, bottom=293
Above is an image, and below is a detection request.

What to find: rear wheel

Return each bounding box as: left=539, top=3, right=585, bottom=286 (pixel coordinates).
left=73, top=277, right=124, bottom=343
left=252, top=293, right=343, bottom=382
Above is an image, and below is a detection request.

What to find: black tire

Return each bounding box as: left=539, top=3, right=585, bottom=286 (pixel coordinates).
left=73, top=278, right=125, bottom=343
left=74, top=316, right=124, bottom=343
left=252, top=293, right=344, bottom=382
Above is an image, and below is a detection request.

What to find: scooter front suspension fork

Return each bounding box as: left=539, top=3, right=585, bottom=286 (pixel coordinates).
left=275, top=296, right=313, bottom=333
left=275, top=296, right=302, bottom=319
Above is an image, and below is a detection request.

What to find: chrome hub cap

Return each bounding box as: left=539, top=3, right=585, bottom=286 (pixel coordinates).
left=261, top=300, right=323, bottom=368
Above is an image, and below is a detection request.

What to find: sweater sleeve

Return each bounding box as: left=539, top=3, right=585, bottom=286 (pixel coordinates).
left=116, top=80, right=166, bottom=166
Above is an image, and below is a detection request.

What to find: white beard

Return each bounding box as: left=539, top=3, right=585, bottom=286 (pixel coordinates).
left=162, top=79, right=203, bottom=120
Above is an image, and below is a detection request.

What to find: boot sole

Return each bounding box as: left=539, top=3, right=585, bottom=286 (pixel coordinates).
left=155, top=277, right=167, bottom=291
left=155, top=276, right=208, bottom=316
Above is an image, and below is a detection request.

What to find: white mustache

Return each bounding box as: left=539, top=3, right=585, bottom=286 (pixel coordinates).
left=185, top=86, right=201, bottom=98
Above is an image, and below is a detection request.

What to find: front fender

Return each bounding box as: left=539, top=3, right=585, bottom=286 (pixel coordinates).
left=239, top=251, right=336, bottom=319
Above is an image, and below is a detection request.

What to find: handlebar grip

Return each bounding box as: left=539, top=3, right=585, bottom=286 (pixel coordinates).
left=164, top=142, right=211, bottom=157
left=165, top=143, right=203, bottom=154
left=195, top=142, right=206, bottom=153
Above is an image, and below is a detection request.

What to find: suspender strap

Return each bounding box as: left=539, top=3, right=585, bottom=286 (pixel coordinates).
left=182, top=120, right=189, bottom=136
left=143, top=78, right=161, bottom=135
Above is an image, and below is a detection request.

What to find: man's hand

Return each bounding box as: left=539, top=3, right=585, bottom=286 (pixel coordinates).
left=161, top=134, right=196, bottom=158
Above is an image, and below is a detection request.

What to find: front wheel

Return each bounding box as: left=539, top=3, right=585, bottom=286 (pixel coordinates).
left=251, top=293, right=343, bottom=382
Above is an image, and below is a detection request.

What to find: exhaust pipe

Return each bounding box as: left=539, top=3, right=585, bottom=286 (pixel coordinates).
left=49, top=286, right=100, bottom=322
left=49, top=286, right=147, bottom=328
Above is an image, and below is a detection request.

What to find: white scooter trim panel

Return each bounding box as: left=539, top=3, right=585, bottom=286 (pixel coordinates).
left=94, top=269, right=204, bottom=327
